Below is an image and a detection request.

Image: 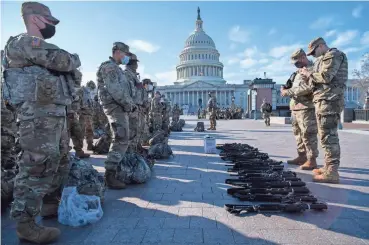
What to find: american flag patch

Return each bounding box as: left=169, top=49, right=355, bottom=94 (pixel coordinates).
left=31, top=37, right=41, bottom=47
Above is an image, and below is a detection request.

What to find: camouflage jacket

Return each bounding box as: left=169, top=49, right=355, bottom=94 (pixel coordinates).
left=97, top=57, right=135, bottom=114
left=207, top=96, right=217, bottom=112
left=309, top=48, right=348, bottom=102
left=124, top=68, right=140, bottom=105
left=287, top=61, right=315, bottom=111
left=3, top=33, right=80, bottom=119
left=150, top=97, right=163, bottom=115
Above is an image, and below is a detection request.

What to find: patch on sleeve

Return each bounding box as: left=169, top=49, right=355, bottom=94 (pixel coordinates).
left=323, top=58, right=332, bottom=66
left=31, top=37, right=41, bottom=47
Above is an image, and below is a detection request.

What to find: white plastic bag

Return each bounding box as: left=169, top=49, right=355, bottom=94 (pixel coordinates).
left=58, top=186, right=103, bottom=227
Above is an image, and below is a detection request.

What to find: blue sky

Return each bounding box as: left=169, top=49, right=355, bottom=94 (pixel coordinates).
left=1, top=1, right=369, bottom=86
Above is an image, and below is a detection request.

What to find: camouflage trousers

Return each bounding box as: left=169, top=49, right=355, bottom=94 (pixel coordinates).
left=11, top=116, right=69, bottom=222
left=151, top=113, right=163, bottom=134
left=262, top=112, right=271, bottom=125
left=1, top=101, right=17, bottom=169
left=291, top=109, right=319, bottom=160
left=128, top=110, right=140, bottom=152
left=172, top=113, right=180, bottom=122
left=67, top=112, right=84, bottom=152
left=137, top=108, right=146, bottom=145
left=315, top=99, right=344, bottom=170
left=79, top=112, right=94, bottom=146
left=93, top=108, right=108, bottom=130
left=105, top=109, right=130, bottom=172
left=209, top=110, right=217, bottom=128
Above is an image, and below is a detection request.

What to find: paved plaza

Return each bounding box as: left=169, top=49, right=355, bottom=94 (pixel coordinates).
left=2, top=117, right=369, bottom=245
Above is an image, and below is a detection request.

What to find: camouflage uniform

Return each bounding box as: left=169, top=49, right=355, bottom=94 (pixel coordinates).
left=286, top=49, right=319, bottom=170
left=3, top=2, right=79, bottom=242
left=141, top=79, right=153, bottom=145
left=149, top=92, right=163, bottom=134
left=162, top=96, right=171, bottom=134
left=125, top=54, right=141, bottom=152
left=207, top=92, right=217, bottom=130
left=260, top=101, right=271, bottom=126
left=306, top=37, right=348, bottom=183
left=172, top=104, right=181, bottom=122
left=97, top=42, right=136, bottom=189
left=78, top=82, right=95, bottom=150
left=92, top=94, right=108, bottom=130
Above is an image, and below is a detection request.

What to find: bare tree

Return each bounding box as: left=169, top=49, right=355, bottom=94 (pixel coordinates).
left=352, top=52, right=369, bottom=106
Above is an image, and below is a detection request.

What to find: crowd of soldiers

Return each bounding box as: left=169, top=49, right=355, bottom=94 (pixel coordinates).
left=0, top=2, right=181, bottom=243
left=197, top=98, right=244, bottom=120
left=0, top=1, right=348, bottom=244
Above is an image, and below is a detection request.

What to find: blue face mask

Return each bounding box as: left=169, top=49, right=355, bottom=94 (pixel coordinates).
left=121, top=56, right=130, bottom=65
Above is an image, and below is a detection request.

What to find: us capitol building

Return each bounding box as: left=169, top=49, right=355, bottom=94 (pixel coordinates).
left=156, top=7, right=364, bottom=116
left=157, top=8, right=250, bottom=114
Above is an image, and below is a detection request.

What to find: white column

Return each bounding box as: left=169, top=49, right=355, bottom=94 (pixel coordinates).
left=351, top=87, right=354, bottom=102
left=346, top=87, right=348, bottom=101
left=192, top=91, right=194, bottom=105
left=356, top=87, right=359, bottom=102
left=196, top=91, right=199, bottom=107
left=187, top=91, right=190, bottom=104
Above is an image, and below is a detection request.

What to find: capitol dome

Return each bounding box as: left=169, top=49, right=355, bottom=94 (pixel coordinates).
left=175, top=7, right=226, bottom=85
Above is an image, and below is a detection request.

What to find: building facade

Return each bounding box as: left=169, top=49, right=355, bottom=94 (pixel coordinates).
left=156, top=7, right=365, bottom=116
left=157, top=8, right=249, bottom=114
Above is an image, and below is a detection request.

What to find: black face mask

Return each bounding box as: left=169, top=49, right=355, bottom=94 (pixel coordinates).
left=40, top=22, right=56, bottom=39
left=294, top=62, right=304, bottom=69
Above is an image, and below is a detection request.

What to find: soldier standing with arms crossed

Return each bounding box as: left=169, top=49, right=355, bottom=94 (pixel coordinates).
left=97, top=42, right=136, bottom=189
left=3, top=2, right=81, bottom=243
left=300, top=37, right=348, bottom=183
left=281, top=49, right=319, bottom=170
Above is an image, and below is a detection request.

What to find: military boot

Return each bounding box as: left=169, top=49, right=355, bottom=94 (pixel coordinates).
left=312, top=167, right=326, bottom=175
left=286, top=152, right=307, bottom=165
left=300, top=158, right=318, bottom=170
left=104, top=171, right=126, bottom=189
left=40, top=203, right=59, bottom=218
left=75, top=150, right=90, bottom=158
left=313, top=167, right=339, bottom=184
left=16, top=220, right=60, bottom=244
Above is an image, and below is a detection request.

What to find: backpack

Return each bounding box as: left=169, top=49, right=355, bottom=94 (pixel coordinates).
left=265, top=103, right=272, bottom=113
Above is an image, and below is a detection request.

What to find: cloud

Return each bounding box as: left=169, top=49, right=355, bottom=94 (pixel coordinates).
left=352, top=5, right=363, bottom=18
left=155, top=70, right=177, bottom=86
left=343, top=47, right=362, bottom=54
left=268, top=43, right=302, bottom=58
left=268, top=28, right=277, bottom=35
left=361, top=31, right=369, bottom=45
left=330, top=30, right=359, bottom=47
left=242, top=46, right=258, bottom=58
left=127, top=40, right=160, bottom=53
left=228, top=25, right=250, bottom=43
left=227, top=57, right=240, bottom=65
left=325, top=30, right=337, bottom=37
left=259, top=58, right=269, bottom=64
left=309, top=16, right=334, bottom=30
left=229, top=43, right=237, bottom=50
left=240, top=58, right=257, bottom=69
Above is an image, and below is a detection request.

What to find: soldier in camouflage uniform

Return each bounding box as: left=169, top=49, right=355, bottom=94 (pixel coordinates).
left=299, top=37, right=348, bottom=184
left=162, top=95, right=171, bottom=135
left=79, top=80, right=95, bottom=151
left=141, top=78, right=154, bottom=145
left=281, top=49, right=319, bottom=170
left=149, top=91, right=164, bottom=134
left=125, top=53, right=141, bottom=152
left=97, top=42, right=136, bottom=189
left=207, top=91, right=217, bottom=130
left=3, top=2, right=80, bottom=243
left=260, top=99, right=272, bottom=126
left=172, top=104, right=181, bottom=122
left=66, top=69, right=90, bottom=158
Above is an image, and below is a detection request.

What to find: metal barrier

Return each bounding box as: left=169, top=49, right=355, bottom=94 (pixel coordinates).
left=354, top=109, right=369, bottom=121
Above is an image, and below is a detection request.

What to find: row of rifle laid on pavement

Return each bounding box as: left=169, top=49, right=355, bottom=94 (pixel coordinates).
left=216, top=143, right=328, bottom=215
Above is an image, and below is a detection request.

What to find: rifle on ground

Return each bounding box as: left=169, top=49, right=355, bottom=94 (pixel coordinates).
left=224, top=202, right=328, bottom=214
left=227, top=186, right=310, bottom=195
left=232, top=193, right=318, bottom=203
left=225, top=180, right=306, bottom=188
